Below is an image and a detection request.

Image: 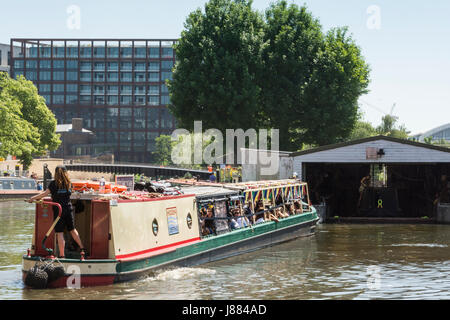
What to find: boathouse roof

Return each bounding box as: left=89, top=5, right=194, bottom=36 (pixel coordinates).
left=290, top=135, right=450, bottom=163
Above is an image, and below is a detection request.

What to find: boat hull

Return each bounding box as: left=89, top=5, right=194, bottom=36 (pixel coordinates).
left=22, top=210, right=319, bottom=288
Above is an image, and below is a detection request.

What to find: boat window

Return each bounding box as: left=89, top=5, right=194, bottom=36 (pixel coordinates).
left=186, top=213, right=192, bottom=229
left=152, top=219, right=159, bottom=236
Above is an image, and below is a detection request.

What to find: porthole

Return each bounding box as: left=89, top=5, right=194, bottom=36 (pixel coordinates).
left=152, top=218, right=159, bottom=236
left=186, top=213, right=193, bottom=229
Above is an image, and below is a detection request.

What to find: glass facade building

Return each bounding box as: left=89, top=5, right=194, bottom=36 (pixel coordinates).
left=9, top=39, right=177, bottom=163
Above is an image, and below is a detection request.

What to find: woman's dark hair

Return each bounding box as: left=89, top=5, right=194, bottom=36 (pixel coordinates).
left=54, top=165, right=71, bottom=190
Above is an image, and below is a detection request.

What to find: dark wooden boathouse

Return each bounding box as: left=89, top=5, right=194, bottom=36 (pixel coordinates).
left=290, top=136, right=450, bottom=223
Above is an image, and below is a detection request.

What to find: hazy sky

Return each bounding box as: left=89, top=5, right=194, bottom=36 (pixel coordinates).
left=1, top=0, right=449, bottom=135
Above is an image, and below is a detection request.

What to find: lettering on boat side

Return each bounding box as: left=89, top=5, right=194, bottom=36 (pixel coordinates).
left=182, top=304, right=267, bottom=317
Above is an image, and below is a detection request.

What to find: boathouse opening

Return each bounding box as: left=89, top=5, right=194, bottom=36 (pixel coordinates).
left=290, top=136, right=450, bottom=222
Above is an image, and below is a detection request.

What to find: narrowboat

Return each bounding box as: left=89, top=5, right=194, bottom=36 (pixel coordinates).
left=22, top=179, right=319, bottom=288
left=0, top=177, right=39, bottom=200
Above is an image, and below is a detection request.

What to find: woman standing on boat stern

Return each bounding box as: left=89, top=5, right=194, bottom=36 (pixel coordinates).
left=28, top=165, right=85, bottom=258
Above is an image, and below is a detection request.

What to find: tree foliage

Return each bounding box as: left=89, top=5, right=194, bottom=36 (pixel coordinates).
left=0, top=73, right=60, bottom=168
left=169, top=0, right=371, bottom=152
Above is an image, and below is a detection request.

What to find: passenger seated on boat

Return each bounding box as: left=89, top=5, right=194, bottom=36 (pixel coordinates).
left=203, top=207, right=216, bottom=235
left=235, top=207, right=250, bottom=228
left=268, top=208, right=279, bottom=222
left=244, top=201, right=255, bottom=224
left=276, top=207, right=289, bottom=219
left=229, top=209, right=240, bottom=230
left=293, top=201, right=303, bottom=214
left=254, top=201, right=265, bottom=224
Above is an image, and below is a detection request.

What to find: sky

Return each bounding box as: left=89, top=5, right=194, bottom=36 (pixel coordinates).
left=1, top=0, right=449, bottom=135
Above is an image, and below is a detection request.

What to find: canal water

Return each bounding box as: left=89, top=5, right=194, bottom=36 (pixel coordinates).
left=1, top=200, right=449, bottom=300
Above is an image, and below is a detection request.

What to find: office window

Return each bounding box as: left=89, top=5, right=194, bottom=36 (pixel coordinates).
left=135, top=72, right=145, bottom=82
left=148, top=96, right=159, bottom=106
left=107, top=61, right=118, bottom=71
left=94, top=47, right=105, bottom=58
left=120, top=85, right=132, bottom=94
left=134, top=62, right=146, bottom=71
left=80, top=61, right=91, bottom=70
left=148, top=47, right=159, bottom=58
left=161, top=60, right=173, bottom=70
left=134, top=108, right=146, bottom=129
left=26, top=60, right=37, bottom=69
left=94, top=61, right=105, bottom=71
left=107, top=72, right=118, bottom=82
left=53, top=60, right=64, bottom=69
left=51, top=107, right=64, bottom=124
left=135, top=85, right=145, bottom=94
left=40, top=47, right=51, bottom=57
left=106, top=108, right=118, bottom=128
left=79, top=96, right=91, bottom=105
left=161, top=95, right=171, bottom=105
left=94, top=85, right=105, bottom=94
left=53, top=47, right=65, bottom=58
left=120, top=47, right=132, bottom=58
left=147, top=108, right=159, bottom=129
left=66, top=71, right=78, bottom=81
left=80, top=47, right=91, bottom=58
left=120, top=72, right=132, bottom=82
left=80, top=85, right=91, bottom=94
left=53, top=95, right=64, bottom=104
left=161, top=84, right=169, bottom=94
left=53, top=84, right=64, bottom=92
left=120, top=95, right=132, bottom=105
left=39, top=84, right=51, bottom=92
left=67, top=84, right=78, bottom=92
left=53, top=71, right=65, bottom=81
left=66, top=95, right=78, bottom=104
left=134, top=47, right=146, bottom=58
left=120, top=62, right=132, bottom=71
left=107, top=47, right=119, bottom=58
left=148, top=85, right=159, bottom=95
left=29, top=47, right=38, bottom=58
left=39, top=71, right=51, bottom=80
left=94, top=96, right=105, bottom=105
left=14, top=59, right=24, bottom=68
left=162, top=47, right=173, bottom=58
left=148, top=62, right=159, bottom=71
left=148, top=72, right=159, bottom=82
left=67, top=47, right=78, bottom=58
left=66, top=60, right=78, bottom=69
left=107, top=96, right=118, bottom=105
left=134, top=95, right=146, bottom=106
left=134, top=131, right=146, bottom=151
left=120, top=108, right=132, bottom=129
left=92, top=108, right=105, bottom=128
left=42, top=95, right=51, bottom=104
left=40, top=60, right=51, bottom=69
left=94, top=72, right=105, bottom=82
left=160, top=108, right=173, bottom=128
left=120, top=132, right=132, bottom=151
left=107, top=85, right=118, bottom=94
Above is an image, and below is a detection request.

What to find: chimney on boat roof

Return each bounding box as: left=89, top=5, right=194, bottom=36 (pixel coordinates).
left=72, top=118, right=83, bottom=132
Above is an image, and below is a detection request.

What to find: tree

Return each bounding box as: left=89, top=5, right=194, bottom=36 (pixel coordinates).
left=153, top=135, right=174, bottom=166
left=348, top=120, right=377, bottom=140
left=0, top=73, right=60, bottom=169
left=169, top=0, right=371, bottom=153
left=376, top=114, right=409, bottom=139
left=168, top=0, right=266, bottom=133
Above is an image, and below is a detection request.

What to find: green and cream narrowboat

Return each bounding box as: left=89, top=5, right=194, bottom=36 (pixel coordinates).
left=22, top=179, right=319, bottom=288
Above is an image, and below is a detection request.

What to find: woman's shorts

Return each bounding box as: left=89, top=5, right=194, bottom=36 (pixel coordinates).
left=53, top=205, right=75, bottom=233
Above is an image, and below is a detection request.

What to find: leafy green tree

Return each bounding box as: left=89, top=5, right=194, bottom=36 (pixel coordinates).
left=153, top=135, right=175, bottom=166
left=376, top=114, right=409, bottom=139
left=262, top=1, right=370, bottom=149
left=168, top=0, right=266, bottom=132
left=0, top=73, right=60, bottom=168
left=169, top=0, right=370, bottom=152
left=348, top=120, right=378, bottom=140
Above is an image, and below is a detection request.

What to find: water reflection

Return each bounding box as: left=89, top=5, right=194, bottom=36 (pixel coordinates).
left=1, top=200, right=449, bottom=300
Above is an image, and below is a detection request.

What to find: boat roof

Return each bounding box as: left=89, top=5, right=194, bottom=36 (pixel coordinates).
left=180, top=185, right=240, bottom=200
left=223, top=179, right=307, bottom=191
